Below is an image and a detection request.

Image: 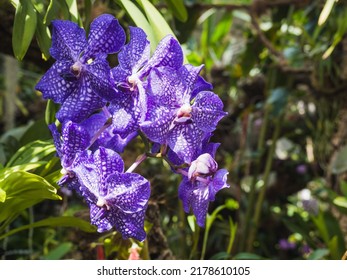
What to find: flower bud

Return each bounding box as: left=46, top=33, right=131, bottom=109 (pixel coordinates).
left=188, top=153, right=218, bottom=180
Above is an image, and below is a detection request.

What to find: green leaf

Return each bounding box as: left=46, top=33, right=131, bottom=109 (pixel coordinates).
left=0, top=216, right=96, bottom=240
left=209, top=251, right=231, bottom=260
left=266, top=87, right=289, bottom=116
left=333, top=196, right=347, bottom=208
left=83, top=0, right=92, bottom=30
left=44, top=0, right=60, bottom=25
left=308, top=248, right=329, bottom=260
left=6, top=140, right=55, bottom=167
left=1, top=162, right=48, bottom=179
left=42, top=242, right=73, bottom=260
left=12, top=0, right=38, bottom=60
left=187, top=215, right=196, bottom=232
left=331, top=145, right=347, bottom=174
left=340, top=180, right=347, bottom=197
left=118, top=0, right=156, bottom=52
left=43, top=169, right=62, bottom=189
left=35, top=11, right=51, bottom=61
left=0, top=171, right=61, bottom=225
left=136, top=0, right=178, bottom=46
left=0, top=188, right=6, bottom=203
left=318, top=0, right=336, bottom=26
left=312, top=211, right=346, bottom=259
left=45, top=100, right=59, bottom=127
left=211, top=12, right=233, bottom=44
left=20, top=119, right=53, bottom=146
left=164, top=0, right=187, bottom=22
left=233, top=252, right=263, bottom=260
left=65, top=0, right=80, bottom=24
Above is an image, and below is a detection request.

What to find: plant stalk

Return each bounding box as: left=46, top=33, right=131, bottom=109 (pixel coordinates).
left=246, top=114, right=283, bottom=252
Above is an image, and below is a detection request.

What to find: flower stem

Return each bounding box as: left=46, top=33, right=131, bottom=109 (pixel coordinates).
left=246, top=114, right=283, bottom=252
left=126, top=153, right=147, bottom=173
left=239, top=106, right=270, bottom=251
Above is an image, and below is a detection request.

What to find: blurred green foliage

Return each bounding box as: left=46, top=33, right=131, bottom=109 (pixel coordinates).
left=1, top=0, right=347, bottom=260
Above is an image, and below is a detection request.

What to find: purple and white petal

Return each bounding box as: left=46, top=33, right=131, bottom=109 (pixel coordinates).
left=104, top=132, right=138, bottom=153
left=89, top=203, right=113, bottom=232
left=85, top=56, right=116, bottom=101
left=179, top=64, right=204, bottom=92
left=191, top=75, right=213, bottom=99
left=110, top=93, right=141, bottom=137
left=56, top=77, right=105, bottom=123
left=35, top=60, right=77, bottom=103
left=109, top=207, right=147, bottom=241
left=208, top=169, right=229, bottom=200
left=191, top=182, right=210, bottom=227
left=112, top=66, right=131, bottom=89
left=138, top=35, right=183, bottom=78
left=83, top=14, right=126, bottom=60
left=105, top=172, right=150, bottom=213
left=93, top=147, right=124, bottom=183
left=50, top=20, right=87, bottom=61
left=48, top=123, right=62, bottom=157
left=197, top=133, right=220, bottom=159
left=192, top=91, right=228, bottom=132
left=147, top=67, right=186, bottom=105
left=118, top=26, right=150, bottom=73
left=140, top=107, right=176, bottom=144
left=61, top=121, right=90, bottom=167
left=167, top=123, right=205, bottom=163
left=178, top=177, right=193, bottom=213
left=73, top=156, right=100, bottom=199
left=79, top=112, right=108, bottom=140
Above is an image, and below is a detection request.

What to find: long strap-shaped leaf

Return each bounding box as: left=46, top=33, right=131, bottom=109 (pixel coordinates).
left=0, top=216, right=96, bottom=240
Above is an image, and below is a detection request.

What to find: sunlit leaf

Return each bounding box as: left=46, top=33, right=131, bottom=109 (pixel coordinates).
left=0, top=188, right=6, bottom=203
left=333, top=196, right=347, bottom=208
left=211, top=13, right=233, bottom=44
left=6, top=140, right=55, bottom=167
left=0, top=171, right=61, bottom=225
left=165, top=0, right=188, bottom=22
left=118, top=0, right=156, bottom=52
left=136, top=0, right=178, bottom=44
left=318, top=0, right=337, bottom=26
left=187, top=215, right=196, bottom=232
left=12, top=0, right=37, bottom=60
left=35, top=11, right=51, bottom=60
left=65, top=0, right=80, bottom=24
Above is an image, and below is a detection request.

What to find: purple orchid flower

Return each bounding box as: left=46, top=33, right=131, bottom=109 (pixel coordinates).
left=140, top=65, right=227, bottom=163
left=110, top=28, right=184, bottom=138
left=49, top=112, right=135, bottom=185
left=178, top=152, right=229, bottom=227
left=69, top=147, right=150, bottom=241
left=36, top=14, right=125, bottom=122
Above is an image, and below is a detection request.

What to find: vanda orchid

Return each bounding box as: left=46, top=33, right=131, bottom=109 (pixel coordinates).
left=35, top=14, right=229, bottom=241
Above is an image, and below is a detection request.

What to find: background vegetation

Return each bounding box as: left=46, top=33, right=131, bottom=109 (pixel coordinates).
left=1, top=0, right=347, bottom=260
